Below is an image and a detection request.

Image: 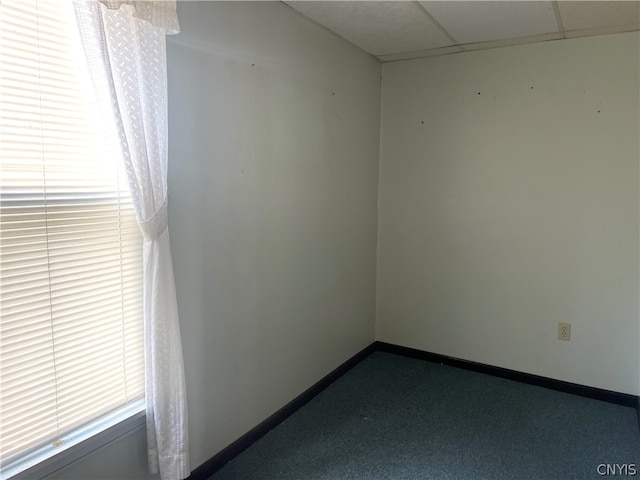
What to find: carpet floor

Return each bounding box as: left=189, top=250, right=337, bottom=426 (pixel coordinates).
left=211, top=352, right=640, bottom=479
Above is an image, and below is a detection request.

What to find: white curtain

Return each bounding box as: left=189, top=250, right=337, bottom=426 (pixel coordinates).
left=73, top=2, right=189, bottom=479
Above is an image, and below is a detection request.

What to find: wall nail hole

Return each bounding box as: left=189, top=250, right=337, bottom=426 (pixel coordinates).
left=477, top=92, right=481, bottom=95
left=597, top=110, right=601, bottom=113
left=530, top=86, right=534, bottom=90
left=251, top=63, right=255, bottom=67
left=421, top=121, right=424, bottom=124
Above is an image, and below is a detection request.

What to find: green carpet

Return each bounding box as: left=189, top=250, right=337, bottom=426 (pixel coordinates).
left=211, top=352, right=640, bottom=479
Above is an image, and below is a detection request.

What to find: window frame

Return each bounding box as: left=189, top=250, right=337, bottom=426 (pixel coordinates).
left=1, top=400, right=145, bottom=480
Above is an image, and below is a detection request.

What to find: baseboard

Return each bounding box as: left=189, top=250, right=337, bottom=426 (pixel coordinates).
left=187, top=342, right=377, bottom=480
left=189, top=340, right=639, bottom=479
left=375, top=341, right=639, bottom=408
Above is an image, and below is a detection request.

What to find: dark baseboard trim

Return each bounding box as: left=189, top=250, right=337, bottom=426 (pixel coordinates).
left=189, top=340, right=640, bottom=479
left=375, top=341, right=639, bottom=409
left=187, top=342, right=377, bottom=480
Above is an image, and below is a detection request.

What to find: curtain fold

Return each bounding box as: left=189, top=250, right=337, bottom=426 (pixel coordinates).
left=73, top=2, right=189, bottom=479
left=98, top=0, right=180, bottom=33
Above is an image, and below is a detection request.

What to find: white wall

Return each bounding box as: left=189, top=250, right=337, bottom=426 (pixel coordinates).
left=45, top=2, right=380, bottom=478
left=377, top=32, right=640, bottom=395
left=169, top=0, right=380, bottom=469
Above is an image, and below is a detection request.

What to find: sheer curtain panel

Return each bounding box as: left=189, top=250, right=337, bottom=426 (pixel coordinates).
left=73, top=2, right=189, bottom=479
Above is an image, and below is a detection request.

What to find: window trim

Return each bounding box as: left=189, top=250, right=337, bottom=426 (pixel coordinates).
left=1, top=400, right=145, bottom=480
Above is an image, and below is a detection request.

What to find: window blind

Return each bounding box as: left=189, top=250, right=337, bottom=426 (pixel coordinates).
left=0, top=0, right=144, bottom=466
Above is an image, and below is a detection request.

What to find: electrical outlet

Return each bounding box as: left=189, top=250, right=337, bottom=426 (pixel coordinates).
left=558, top=322, right=571, bottom=341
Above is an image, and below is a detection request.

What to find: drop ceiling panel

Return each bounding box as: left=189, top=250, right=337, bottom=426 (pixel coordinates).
left=286, top=1, right=454, bottom=56
left=419, top=1, right=559, bottom=44
left=558, top=1, right=640, bottom=31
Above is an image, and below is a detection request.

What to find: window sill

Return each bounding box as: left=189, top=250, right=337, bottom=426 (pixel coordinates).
left=2, top=400, right=146, bottom=480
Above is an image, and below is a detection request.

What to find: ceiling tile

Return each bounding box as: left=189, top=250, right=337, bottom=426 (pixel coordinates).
left=285, top=1, right=454, bottom=56
left=420, top=1, right=559, bottom=45
left=558, top=1, right=640, bottom=32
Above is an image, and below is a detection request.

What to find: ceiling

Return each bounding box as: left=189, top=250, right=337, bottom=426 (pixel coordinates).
left=283, top=1, right=640, bottom=62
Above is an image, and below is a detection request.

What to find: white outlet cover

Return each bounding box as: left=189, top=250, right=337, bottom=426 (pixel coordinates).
left=558, top=322, right=571, bottom=341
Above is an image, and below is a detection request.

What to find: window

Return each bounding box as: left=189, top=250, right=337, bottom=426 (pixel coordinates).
left=0, top=0, right=144, bottom=474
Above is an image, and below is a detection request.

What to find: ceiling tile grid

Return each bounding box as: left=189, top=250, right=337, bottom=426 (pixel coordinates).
left=284, top=1, right=640, bottom=61
left=286, top=1, right=454, bottom=55
left=420, top=1, right=559, bottom=44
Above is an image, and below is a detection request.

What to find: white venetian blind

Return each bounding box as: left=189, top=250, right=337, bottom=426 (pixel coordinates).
left=0, top=0, right=144, bottom=466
